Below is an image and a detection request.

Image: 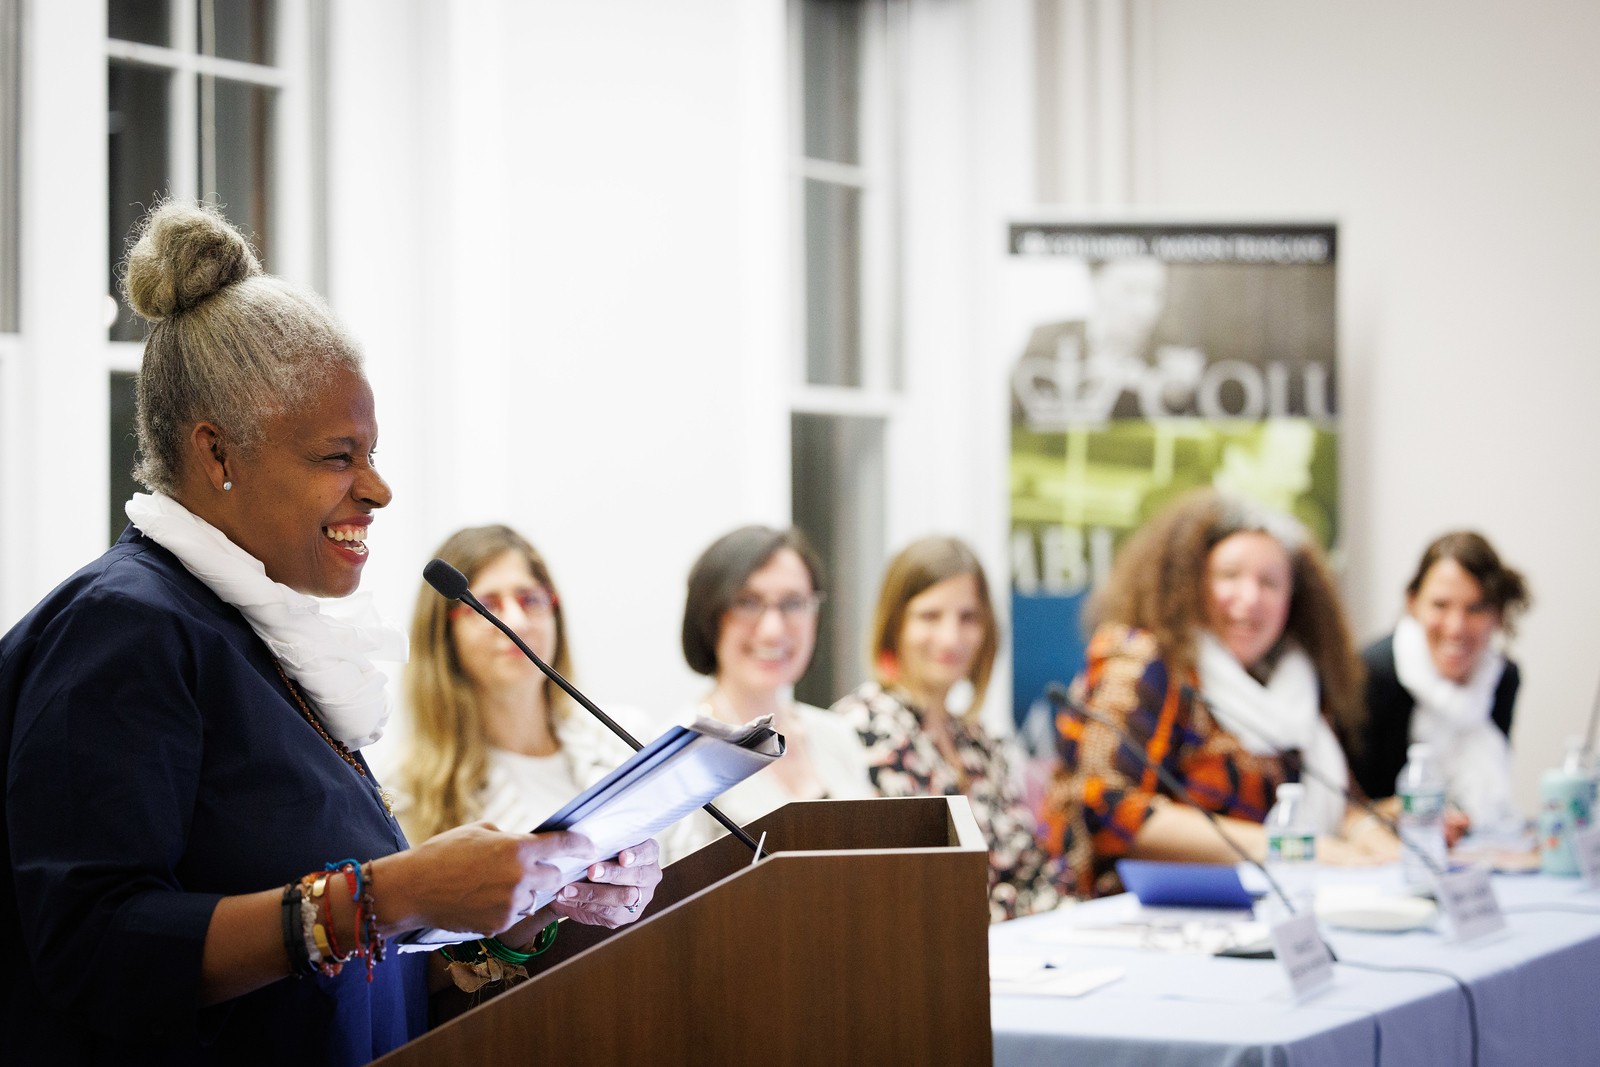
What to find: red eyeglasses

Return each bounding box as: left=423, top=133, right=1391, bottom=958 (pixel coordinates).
left=451, top=587, right=557, bottom=622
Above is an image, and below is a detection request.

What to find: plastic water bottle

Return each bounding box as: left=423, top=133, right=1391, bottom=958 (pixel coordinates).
left=1560, top=735, right=1599, bottom=813
left=1396, top=743, right=1447, bottom=895
left=1263, top=782, right=1317, bottom=920
left=1539, top=737, right=1595, bottom=876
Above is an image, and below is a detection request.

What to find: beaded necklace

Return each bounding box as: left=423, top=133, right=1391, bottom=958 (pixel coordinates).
left=275, top=661, right=395, bottom=815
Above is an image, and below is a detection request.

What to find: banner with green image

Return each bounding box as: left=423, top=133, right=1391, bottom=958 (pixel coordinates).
left=1005, top=221, right=1339, bottom=731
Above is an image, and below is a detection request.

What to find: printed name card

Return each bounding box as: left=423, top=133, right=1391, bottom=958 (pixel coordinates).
left=1574, top=825, right=1600, bottom=889
left=1268, top=912, right=1334, bottom=1000
left=1435, top=867, right=1506, bottom=942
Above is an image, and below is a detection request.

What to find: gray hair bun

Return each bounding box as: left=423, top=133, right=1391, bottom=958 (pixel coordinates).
left=122, top=201, right=262, bottom=322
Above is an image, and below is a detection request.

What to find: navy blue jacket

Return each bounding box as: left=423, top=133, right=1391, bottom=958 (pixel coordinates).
left=0, top=528, right=427, bottom=1065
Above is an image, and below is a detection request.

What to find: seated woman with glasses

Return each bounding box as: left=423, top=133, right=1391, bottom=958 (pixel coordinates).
left=667, top=525, right=875, bottom=861
left=390, top=525, right=658, bottom=851
left=831, top=535, right=1075, bottom=921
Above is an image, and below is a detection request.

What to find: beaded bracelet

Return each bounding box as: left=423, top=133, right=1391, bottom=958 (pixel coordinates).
left=359, top=860, right=384, bottom=980
left=282, top=858, right=383, bottom=983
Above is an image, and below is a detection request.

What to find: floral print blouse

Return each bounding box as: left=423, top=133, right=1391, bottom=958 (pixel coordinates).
left=833, top=681, right=1075, bottom=922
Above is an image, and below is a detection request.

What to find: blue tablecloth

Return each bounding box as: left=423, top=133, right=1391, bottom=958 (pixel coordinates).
left=990, top=866, right=1600, bottom=1066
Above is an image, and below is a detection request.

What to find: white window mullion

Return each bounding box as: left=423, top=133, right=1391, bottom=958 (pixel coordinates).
left=273, top=0, right=315, bottom=286
left=167, top=75, right=198, bottom=202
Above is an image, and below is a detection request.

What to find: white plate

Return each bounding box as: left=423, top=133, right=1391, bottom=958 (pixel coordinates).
left=1314, top=890, right=1437, bottom=932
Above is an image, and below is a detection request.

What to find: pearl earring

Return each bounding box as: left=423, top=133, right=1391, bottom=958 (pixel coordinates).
left=223, top=481, right=233, bottom=491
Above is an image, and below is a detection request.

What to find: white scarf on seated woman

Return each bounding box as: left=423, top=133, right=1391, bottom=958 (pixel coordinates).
left=1196, top=631, right=1347, bottom=834
left=1392, top=613, right=1515, bottom=831
left=125, top=491, right=404, bottom=749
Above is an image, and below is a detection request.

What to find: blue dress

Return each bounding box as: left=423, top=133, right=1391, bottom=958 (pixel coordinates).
left=0, top=528, right=428, bottom=1065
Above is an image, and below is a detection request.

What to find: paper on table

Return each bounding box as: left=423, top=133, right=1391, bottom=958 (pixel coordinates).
left=990, top=958, right=1125, bottom=997
left=398, top=715, right=783, bottom=950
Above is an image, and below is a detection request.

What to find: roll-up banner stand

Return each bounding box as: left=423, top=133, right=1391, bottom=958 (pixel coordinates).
left=1006, top=221, right=1339, bottom=736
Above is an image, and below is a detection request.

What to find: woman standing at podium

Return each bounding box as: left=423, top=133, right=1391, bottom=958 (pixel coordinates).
left=669, top=525, right=875, bottom=860
left=0, top=202, right=659, bottom=1065
left=1040, top=489, right=1397, bottom=898
left=832, top=536, right=1074, bottom=922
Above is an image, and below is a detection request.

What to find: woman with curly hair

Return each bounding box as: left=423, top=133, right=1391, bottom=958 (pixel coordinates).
left=1041, top=489, right=1397, bottom=897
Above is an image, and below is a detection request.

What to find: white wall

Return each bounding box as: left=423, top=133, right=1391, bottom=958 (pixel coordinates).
left=1122, top=0, right=1600, bottom=807
left=326, top=0, right=800, bottom=764
left=11, top=0, right=1583, bottom=814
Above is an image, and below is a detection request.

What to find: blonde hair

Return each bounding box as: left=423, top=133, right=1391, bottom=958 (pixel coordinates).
left=868, top=536, right=999, bottom=722
left=121, top=200, right=362, bottom=493
left=395, top=525, right=575, bottom=842
left=1090, top=488, right=1365, bottom=749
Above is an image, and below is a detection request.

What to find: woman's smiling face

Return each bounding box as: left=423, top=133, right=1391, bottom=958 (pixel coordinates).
left=216, top=365, right=392, bottom=597
left=1203, top=530, right=1293, bottom=671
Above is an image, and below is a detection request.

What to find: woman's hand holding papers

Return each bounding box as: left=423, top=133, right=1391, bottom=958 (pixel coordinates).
left=507, top=837, right=663, bottom=940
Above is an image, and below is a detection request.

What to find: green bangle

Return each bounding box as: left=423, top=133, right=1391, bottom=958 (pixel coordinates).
left=484, top=920, right=559, bottom=964
left=439, top=921, right=559, bottom=967
left=437, top=941, right=485, bottom=965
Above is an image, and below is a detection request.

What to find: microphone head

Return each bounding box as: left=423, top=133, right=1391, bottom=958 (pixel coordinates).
left=1044, top=681, right=1076, bottom=708
left=423, top=558, right=471, bottom=601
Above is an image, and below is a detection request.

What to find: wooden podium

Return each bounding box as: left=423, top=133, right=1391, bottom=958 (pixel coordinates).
left=375, top=796, right=993, bottom=1065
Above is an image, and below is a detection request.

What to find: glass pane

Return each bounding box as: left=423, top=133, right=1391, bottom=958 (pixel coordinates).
left=204, top=77, right=275, bottom=263
left=804, top=178, right=862, bottom=386
left=108, top=0, right=171, bottom=47
left=1, top=0, right=19, bottom=332
left=203, top=0, right=275, bottom=65
left=791, top=412, right=885, bottom=709
left=801, top=0, right=861, bottom=165
left=109, top=371, right=141, bottom=546
left=109, top=62, right=171, bottom=342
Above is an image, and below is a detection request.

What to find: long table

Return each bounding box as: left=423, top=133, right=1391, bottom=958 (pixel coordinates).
left=990, top=866, right=1600, bottom=1066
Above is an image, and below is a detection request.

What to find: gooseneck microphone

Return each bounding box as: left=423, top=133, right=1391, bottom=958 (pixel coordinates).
left=424, top=558, right=765, bottom=858
left=1178, top=683, right=1445, bottom=880
left=1045, top=682, right=1302, bottom=920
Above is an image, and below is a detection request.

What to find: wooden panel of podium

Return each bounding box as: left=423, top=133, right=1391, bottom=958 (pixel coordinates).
left=375, top=796, right=993, bottom=1065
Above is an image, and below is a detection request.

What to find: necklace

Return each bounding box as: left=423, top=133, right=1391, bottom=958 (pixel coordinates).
left=275, top=661, right=395, bottom=815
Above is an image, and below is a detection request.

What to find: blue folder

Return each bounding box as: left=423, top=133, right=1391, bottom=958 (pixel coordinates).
left=1115, top=859, right=1257, bottom=909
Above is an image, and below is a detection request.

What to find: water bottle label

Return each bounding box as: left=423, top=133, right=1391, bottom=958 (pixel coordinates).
left=1267, top=833, right=1316, bottom=863
left=1401, top=789, right=1446, bottom=818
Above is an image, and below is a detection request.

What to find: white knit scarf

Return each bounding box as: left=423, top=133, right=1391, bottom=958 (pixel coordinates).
left=1196, top=631, right=1348, bottom=834
left=125, top=492, right=404, bottom=748
left=1392, top=613, right=1514, bottom=829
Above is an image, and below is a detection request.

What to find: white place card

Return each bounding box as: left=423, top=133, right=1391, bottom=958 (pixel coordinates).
left=1267, top=911, right=1334, bottom=1000
left=1435, top=866, right=1506, bottom=942
left=1573, top=825, right=1600, bottom=889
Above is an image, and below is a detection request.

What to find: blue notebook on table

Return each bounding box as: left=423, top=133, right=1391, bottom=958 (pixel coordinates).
left=1115, top=860, right=1257, bottom=909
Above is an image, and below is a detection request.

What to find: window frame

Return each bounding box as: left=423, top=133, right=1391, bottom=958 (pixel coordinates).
left=0, top=0, right=20, bottom=333
left=104, top=0, right=324, bottom=544
left=786, top=0, right=906, bottom=704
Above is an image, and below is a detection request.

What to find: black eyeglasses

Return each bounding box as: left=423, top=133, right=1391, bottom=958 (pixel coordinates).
left=726, top=592, right=824, bottom=623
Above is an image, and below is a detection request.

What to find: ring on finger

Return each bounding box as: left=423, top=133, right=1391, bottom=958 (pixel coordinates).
left=624, top=886, right=641, bottom=914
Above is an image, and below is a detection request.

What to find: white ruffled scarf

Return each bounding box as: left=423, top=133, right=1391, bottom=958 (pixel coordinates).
left=1393, top=613, right=1515, bottom=830
left=125, top=492, right=405, bottom=749
left=1196, top=631, right=1348, bottom=834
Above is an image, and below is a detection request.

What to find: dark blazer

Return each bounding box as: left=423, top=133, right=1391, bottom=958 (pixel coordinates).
left=0, top=528, right=426, bottom=1065
left=1352, top=632, right=1520, bottom=802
